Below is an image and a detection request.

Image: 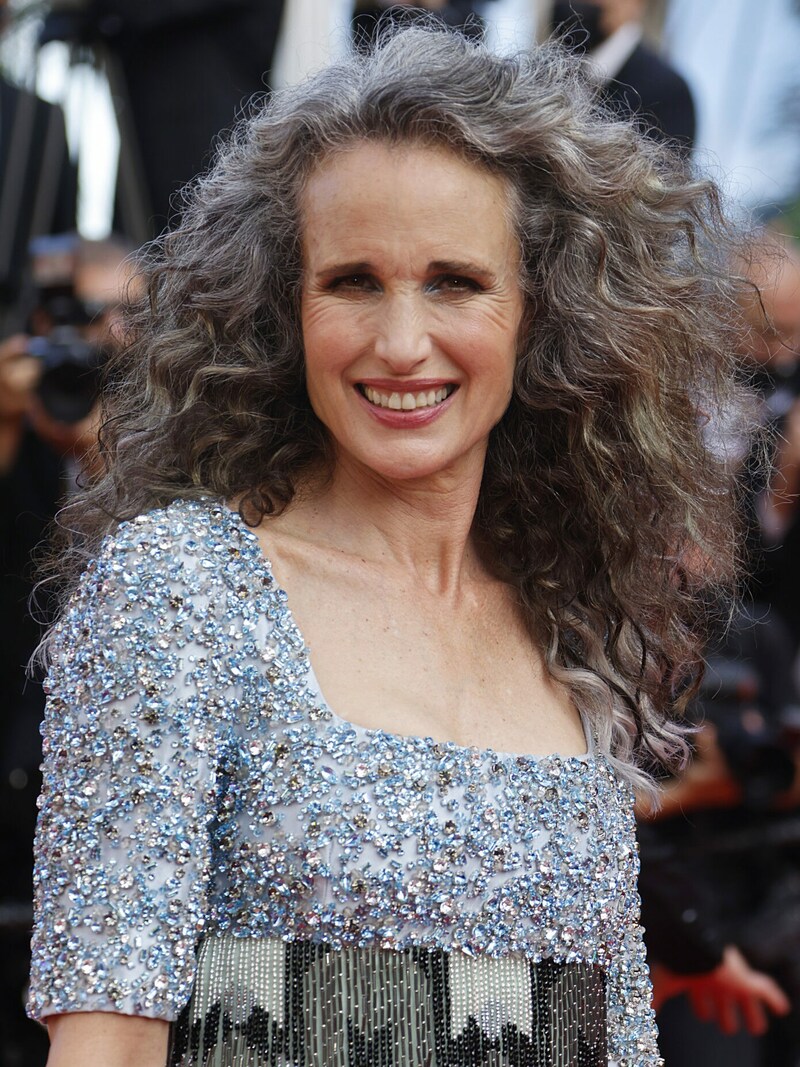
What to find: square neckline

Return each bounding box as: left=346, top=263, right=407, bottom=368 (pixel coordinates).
left=218, top=501, right=596, bottom=765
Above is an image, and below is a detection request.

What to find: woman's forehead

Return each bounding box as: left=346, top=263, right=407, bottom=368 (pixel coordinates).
left=300, top=141, right=518, bottom=269
left=302, top=139, right=506, bottom=195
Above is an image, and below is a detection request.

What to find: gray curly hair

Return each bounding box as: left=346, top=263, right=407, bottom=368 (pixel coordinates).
left=51, top=25, right=748, bottom=794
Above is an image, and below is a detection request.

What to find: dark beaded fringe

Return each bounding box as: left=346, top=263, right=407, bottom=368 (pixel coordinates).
left=168, top=935, right=607, bottom=1067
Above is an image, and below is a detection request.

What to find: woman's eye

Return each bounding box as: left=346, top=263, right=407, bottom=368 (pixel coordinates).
left=330, top=274, right=374, bottom=291
left=434, top=276, right=480, bottom=294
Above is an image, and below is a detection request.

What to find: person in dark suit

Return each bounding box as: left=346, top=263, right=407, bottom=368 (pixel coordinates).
left=40, top=0, right=286, bottom=241
left=0, top=75, right=76, bottom=330
left=352, top=1, right=487, bottom=49
left=551, top=0, right=696, bottom=152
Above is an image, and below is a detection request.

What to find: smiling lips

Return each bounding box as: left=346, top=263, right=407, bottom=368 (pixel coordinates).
left=360, top=384, right=456, bottom=411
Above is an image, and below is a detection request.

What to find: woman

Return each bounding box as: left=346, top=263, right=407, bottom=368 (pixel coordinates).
left=29, top=25, right=743, bottom=1067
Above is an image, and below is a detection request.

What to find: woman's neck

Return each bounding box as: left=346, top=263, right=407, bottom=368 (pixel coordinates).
left=278, top=455, right=488, bottom=597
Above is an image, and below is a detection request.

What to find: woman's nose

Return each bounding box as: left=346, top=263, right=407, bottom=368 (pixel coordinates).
left=373, top=293, right=433, bottom=370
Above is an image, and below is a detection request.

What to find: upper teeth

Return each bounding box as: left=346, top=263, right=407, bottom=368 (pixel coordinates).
left=363, top=386, right=451, bottom=410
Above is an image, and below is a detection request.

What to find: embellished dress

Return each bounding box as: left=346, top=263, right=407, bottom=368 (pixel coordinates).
left=28, top=499, right=662, bottom=1067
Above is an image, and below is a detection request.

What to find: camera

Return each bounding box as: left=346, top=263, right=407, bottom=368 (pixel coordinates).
left=27, top=234, right=108, bottom=424
left=27, top=332, right=106, bottom=424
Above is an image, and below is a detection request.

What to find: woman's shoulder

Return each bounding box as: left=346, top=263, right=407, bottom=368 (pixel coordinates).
left=54, top=497, right=272, bottom=652
left=98, top=495, right=243, bottom=555
left=45, top=496, right=278, bottom=717
left=85, top=496, right=264, bottom=590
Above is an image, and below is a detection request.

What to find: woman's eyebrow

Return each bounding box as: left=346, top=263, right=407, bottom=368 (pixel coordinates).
left=313, top=260, right=373, bottom=281
left=428, top=259, right=497, bottom=281
left=310, top=259, right=499, bottom=283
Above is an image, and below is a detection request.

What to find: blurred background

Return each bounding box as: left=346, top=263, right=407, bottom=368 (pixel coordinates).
left=3, top=1, right=800, bottom=1065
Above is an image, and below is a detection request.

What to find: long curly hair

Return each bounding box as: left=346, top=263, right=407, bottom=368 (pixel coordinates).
left=50, top=26, right=749, bottom=791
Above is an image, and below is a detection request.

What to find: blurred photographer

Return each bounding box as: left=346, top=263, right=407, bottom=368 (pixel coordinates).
left=635, top=234, right=800, bottom=1065
left=0, top=234, right=133, bottom=1067
left=0, top=235, right=125, bottom=476
left=640, top=603, right=800, bottom=1065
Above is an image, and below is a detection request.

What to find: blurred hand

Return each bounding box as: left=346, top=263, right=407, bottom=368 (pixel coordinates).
left=0, top=333, right=40, bottom=420
left=0, top=333, right=42, bottom=473
left=652, top=945, right=790, bottom=1035
left=0, top=332, right=103, bottom=478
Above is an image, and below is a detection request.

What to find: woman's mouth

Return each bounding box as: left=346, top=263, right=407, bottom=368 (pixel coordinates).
left=358, top=384, right=457, bottom=410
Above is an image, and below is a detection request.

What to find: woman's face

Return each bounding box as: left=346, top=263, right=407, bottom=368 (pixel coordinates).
left=300, top=141, right=525, bottom=486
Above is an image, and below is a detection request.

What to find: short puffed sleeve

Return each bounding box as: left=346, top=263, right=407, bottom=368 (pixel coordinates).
left=28, top=505, right=239, bottom=1021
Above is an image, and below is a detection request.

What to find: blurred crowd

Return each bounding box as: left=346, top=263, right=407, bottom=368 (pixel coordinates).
left=3, top=1, right=800, bottom=1065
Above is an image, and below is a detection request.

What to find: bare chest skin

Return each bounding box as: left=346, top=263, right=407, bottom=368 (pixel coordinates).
left=251, top=523, right=588, bottom=758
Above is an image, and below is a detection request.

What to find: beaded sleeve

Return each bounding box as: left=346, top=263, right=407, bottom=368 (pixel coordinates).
left=28, top=512, right=236, bottom=1021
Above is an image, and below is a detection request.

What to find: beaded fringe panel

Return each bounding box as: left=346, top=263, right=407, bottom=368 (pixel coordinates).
left=168, top=935, right=607, bottom=1067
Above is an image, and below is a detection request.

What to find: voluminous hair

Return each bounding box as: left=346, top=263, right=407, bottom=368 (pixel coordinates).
left=50, top=26, right=749, bottom=794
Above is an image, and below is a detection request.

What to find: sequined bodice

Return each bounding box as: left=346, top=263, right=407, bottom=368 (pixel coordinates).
left=29, top=499, right=660, bottom=1065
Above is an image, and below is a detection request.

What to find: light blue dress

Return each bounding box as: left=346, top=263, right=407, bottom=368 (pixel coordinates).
left=28, top=498, right=661, bottom=1066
